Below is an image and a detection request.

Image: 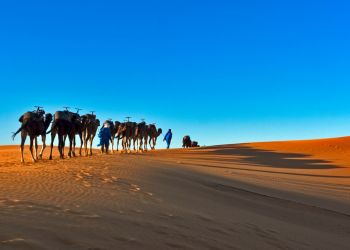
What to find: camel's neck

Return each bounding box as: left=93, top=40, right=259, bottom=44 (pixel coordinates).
left=44, top=119, right=52, bottom=131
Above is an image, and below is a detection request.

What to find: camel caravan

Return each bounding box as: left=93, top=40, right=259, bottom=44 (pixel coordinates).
left=12, top=107, right=163, bottom=163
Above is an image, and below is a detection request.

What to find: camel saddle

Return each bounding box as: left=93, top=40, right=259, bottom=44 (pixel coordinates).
left=149, top=124, right=156, bottom=130
left=125, top=121, right=135, bottom=127
left=54, top=111, right=79, bottom=122
left=19, top=111, right=44, bottom=123
left=85, top=114, right=96, bottom=120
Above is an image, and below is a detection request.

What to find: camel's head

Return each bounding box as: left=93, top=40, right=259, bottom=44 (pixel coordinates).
left=157, top=128, right=162, bottom=136
left=114, top=121, right=121, bottom=127
left=45, top=113, right=53, bottom=122
left=96, top=119, right=100, bottom=127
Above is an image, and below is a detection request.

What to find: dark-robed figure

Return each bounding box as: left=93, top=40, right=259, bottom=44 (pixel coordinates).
left=163, top=129, right=172, bottom=149
left=98, top=123, right=111, bottom=154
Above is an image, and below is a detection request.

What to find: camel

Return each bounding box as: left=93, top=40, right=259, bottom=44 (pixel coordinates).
left=116, top=122, right=134, bottom=153
left=148, top=124, right=162, bottom=150
left=12, top=109, right=53, bottom=163
left=71, top=115, right=84, bottom=156
left=134, top=122, right=147, bottom=152
left=116, top=123, right=127, bottom=151
left=182, top=135, right=192, bottom=148
left=130, top=122, right=138, bottom=151
left=61, top=113, right=84, bottom=157
left=103, top=120, right=122, bottom=153
left=82, top=114, right=100, bottom=156
left=48, top=111, right=80, bottom=160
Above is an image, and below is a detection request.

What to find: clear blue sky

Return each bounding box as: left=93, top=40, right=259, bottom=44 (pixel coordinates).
left=1, top=0, right=349, bottom=148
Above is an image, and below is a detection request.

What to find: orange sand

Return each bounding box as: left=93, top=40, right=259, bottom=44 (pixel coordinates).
left=0, top=137, right=349, bottom=249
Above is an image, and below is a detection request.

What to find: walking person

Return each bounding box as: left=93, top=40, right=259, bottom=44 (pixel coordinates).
left=98, top=122, right=111, bottom=154
left=163, top=129, right=172, bottom=149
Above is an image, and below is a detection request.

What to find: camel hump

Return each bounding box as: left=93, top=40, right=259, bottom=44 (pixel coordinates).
left=54, top=111, right=69, bottom=121
left=138, top=122, right=146, bottom=128
left=20, top=111, right=43, bottom=122
left=125, top=121, right=134, bottom=127
left=85, top=114, right=96, bottom=120
left=54, top=111, right=79, bottom=122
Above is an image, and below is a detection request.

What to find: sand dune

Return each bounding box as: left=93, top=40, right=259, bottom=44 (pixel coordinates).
left=0, top=137, right=350, bottom=249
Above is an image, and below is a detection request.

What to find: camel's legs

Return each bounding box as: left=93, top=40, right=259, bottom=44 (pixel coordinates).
left=58, top=135, right=64, bottom=159
left=71, top=135, right=75, bottom=157
left=89, top=135, right=95, bottom=156
left=83, top=132, right=88, bottom=156
left=143, top=136, right=148, bottom=151
left=135, top=138, right=138, bottom=151
left=39, top=134, right=46, bottom=159
left=152, top=138, right=156, bottom=150
left=116, top=137, right=119, bottom=151
left=139, top=138, right=143, bottom=152
left=49, top=131, right=56, bottom=160
left=72, top=134, right=76, bottom=157
left=29, top=136, right=36, bottom=162
left=148, top=138, right=152, bottom=150
left=70, top=135, right=74, bottom=157
left=79, top=133, right=83, bottom=156
left=123, top=137, right=126, bottom=152
left=34, top=136, right=38, bottom=160
left=49, top=132, right=56, bottom=160
left=62, top=135, right=67, bottom=156
left=110, top=137, right=114, bottom=154
left=20, top=130, right=27, bottom=163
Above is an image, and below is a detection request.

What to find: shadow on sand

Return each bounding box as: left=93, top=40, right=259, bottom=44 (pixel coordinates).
left=192, top=145, right=340, bottom=170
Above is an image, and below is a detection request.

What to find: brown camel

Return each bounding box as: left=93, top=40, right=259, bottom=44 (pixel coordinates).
left=130, top=122, right=138, bottom=151
left=182, top=135, right=192, bottom=148
left=116, top=123, right=126, bottom=151
left=134, top=122, right=147, bottom=152
left=12, top=109, right=53, bottom=163
left=104, top=120, right=120, bottom=153
left=148, top=124, right=162, bottom=150
left=48, top=111, right=80, bottom=160
left=116, top=122, right=134, bottom=153
left=71, top=115, right=84, bottom=156
left=82, top=114, right=100, bottom=156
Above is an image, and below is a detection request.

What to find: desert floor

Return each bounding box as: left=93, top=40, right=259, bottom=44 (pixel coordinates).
left=0, top=137, right=350, bottom=249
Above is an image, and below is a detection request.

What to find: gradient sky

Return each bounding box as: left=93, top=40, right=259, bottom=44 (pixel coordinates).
left=1, top=0, right=350, bottom=148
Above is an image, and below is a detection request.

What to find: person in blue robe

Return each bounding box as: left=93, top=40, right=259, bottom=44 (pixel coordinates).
left=163, top=129, right=172, bottom=149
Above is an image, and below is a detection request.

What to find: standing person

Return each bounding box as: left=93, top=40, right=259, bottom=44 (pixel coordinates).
left=98, top=122, right=111, bottom=154
left=163, top=129, right=172, bottom=149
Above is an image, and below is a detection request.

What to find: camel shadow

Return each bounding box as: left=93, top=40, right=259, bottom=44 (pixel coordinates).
left=195, top=145, right=340, bottom=170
